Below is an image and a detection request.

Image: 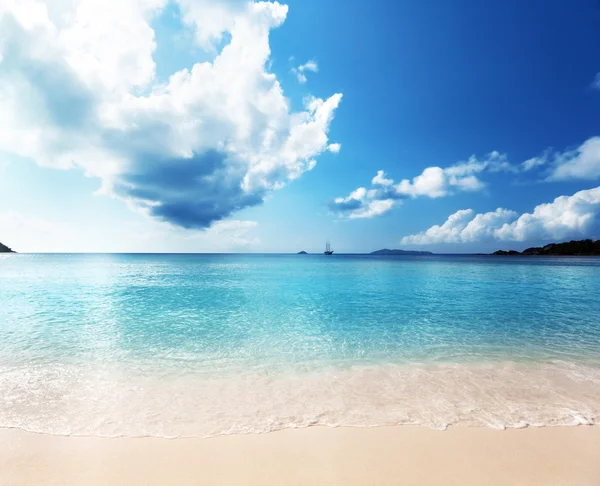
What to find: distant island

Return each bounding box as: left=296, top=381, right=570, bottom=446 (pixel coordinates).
left=492, top=239, right=600, bottom=256
left=297, top=251, right=308, bottom=254
left=0, top=242, right=15, bottom=253
left=370, top=249, right=434, bottom=256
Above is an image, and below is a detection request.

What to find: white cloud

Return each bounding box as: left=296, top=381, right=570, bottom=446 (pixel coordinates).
left=460, top=208, right=519, bottom=242
left=333, top=187, right=366, bottom=206
left=331, top=186, right=392, bottom=219
left=176, top=0, right=249, bottom=50
left=495, top=186, right=600, bottom=241
left=331, top=151, right=511, bottom=219
left=547, top=137, right=600, bottom=181
left=372, top=170, right=393, bottom=186
left=522, top=150, right=550, bottom=172
left=300, top=60, right=318, bottom=72
left=396, top=167, right=447, bottom=198
left=519, top=137, right=600, bottom=180
left=401, top=209, right=475, bottom=244
left=400, top=186, right=600, bottom=245
left=0, top=0, right=342, bottom=229
left=291, top=59, right=318, bottom=84
left=348, top=199, right=395, bottom=219
left=327, top=143, right=341, bottom=153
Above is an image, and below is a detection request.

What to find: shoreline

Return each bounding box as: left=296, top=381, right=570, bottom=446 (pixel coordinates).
left=2, top=425, right=600, bottom=485
left=3, top=360, right=598, bottom=438
left=0, top=419, right=598, bottom=439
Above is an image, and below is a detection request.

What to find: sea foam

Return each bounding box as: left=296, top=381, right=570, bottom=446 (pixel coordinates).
left=0, top=361, right=598, bottom=438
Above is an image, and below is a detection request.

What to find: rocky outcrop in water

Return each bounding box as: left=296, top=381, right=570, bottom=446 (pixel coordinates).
left=0, top=242, right=15, bottom=253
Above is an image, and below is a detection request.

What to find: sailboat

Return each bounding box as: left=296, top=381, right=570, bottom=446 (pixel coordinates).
left=324, top=240, right=334, bottom=255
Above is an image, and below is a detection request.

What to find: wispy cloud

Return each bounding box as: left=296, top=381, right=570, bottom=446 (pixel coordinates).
left=0, top=209, right=260, bottom=252
left=330, top=151, right=513, bottom=219
left=291, top=59, right=319, bottom=84
left=206, top=219, right=260, bottom=247
left=332, top=134, right=600, bottom=223
left=545, top=137, right=600, bottom=181
left=521, top=148, right=551, bottom=172
left=518, top=137, right=600, bottom=181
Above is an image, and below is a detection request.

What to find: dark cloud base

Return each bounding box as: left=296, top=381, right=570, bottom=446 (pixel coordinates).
left=114, top=150, right=263, bottom=229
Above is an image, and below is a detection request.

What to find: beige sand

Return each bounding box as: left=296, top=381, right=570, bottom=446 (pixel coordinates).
left=1, top=425, right=599, bottom=486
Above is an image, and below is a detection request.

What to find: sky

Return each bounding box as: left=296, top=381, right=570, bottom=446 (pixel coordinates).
left=1, top=0, right=600, bottom=253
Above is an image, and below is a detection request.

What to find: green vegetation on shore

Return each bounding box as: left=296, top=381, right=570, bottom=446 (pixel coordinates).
left=493, top=239, right=600, bottom=256
left=370, top=249, right=434, bottom=256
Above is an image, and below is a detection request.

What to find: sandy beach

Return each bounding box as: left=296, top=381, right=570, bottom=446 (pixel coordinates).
left=2, top=425, right=599, bottom=486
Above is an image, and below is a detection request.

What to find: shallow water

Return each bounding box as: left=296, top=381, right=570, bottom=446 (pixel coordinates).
left=1, top=253, right=599, bottom=436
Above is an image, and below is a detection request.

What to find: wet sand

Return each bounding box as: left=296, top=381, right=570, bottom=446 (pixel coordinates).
left=1, top=425, right=600, bottom=485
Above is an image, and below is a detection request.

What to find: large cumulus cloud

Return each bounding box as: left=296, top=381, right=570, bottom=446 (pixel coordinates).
left=0, top=0, right=342, bottom=228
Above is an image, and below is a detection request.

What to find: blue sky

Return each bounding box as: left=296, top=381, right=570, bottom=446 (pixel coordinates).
left=1, top=0, right=600, bottom=252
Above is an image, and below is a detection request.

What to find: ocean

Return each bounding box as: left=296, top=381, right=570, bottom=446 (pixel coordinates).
left=1, top=253, right=599, bottom=437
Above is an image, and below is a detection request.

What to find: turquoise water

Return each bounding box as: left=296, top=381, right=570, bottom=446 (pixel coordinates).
left=1, top=253, right=600, bottom=436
